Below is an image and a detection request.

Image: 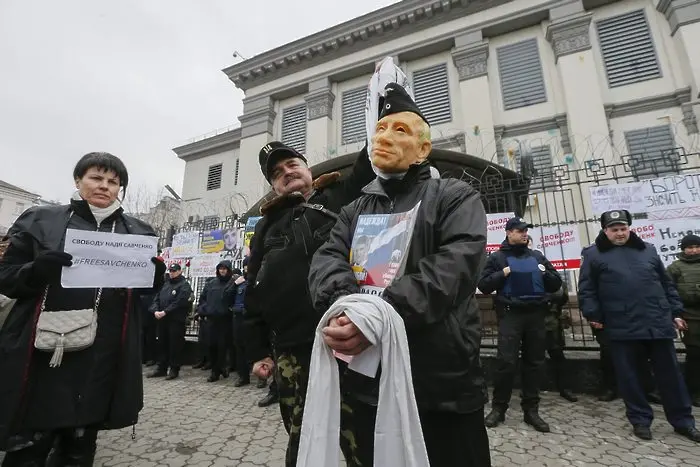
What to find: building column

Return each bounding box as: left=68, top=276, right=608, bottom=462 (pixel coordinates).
left=304, top=78, right=336, bottom=166
left=546, top=4, right=611, bottom=162
left=451, top=31, right=495, bottom=158
left=238, top=95, right=276, bottom=208
left=657, top=0, right=700, bottom=99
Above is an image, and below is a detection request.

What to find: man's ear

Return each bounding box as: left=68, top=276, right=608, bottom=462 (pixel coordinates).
left=416, top=140, right=431, bottom=164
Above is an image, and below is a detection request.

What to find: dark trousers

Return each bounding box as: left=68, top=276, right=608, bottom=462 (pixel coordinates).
left=196, top=317, right=210, bottom=363
left=341, top=397, right=491, bottom=467
left=208, top=315, right=232, bottom=375
left=2, top=428, right=98, bottom=467
left=609, top=339, right=695, bottom=429
left=492, top=308, right=546, bottom=411
left=141, top=313, right=157, bottom=363
left=595, top=328, right=657, bottom=395
left=156, top=318, right=186, bottom=372
left=686, top=345, right=700, bottom=397
left=545, top=327, right=571, bottom=392
left=593, top=327, right=617, bottom=393
left=232, top=313, right=250, bottom=381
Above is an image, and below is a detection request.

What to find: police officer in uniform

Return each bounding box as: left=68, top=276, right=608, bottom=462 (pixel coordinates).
left=245, top=140, right=374, bottom=466
left=148, top=263, right=193, bottom=380
left=579, top=209, right=700, bottom=442
left=479, top=217, right=562, bottom=432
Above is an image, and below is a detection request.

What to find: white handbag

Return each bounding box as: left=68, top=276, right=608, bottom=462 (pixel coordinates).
left=34, top=287, right=102, bottom=368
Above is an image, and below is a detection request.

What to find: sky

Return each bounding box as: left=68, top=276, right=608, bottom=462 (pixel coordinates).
left=0, top=0, right=397, bottom=206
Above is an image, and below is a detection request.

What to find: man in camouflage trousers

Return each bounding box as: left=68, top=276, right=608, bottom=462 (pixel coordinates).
left=667, top=233, right=700, bottom=407
left=245, top=141, right=374, bottom=467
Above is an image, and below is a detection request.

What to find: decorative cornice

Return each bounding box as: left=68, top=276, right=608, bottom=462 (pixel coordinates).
left=173, top=128, right=242, bottom=161
left=681, top=102, right=699, bottom=134
left=238, top=102, right=277, bottom=139
left=494, top=113, right=567, bottom=138
left=604, top=87, right=692, bottom=119
left=432, top=132, right=467, bottom=152
left=222, top=0, right=517, bottom=91
left=545, top=12, right=592, bottom=61
left=304, top=88, right=335, bottom=121
left=451, top=41, right=489, bottom=81
left=657, top=0, right=700, bottom=35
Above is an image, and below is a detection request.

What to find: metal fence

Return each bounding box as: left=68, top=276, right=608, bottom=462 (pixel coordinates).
left=466, top=147, right=700, bottom=349
left=170, top=149, right=700, bottom=349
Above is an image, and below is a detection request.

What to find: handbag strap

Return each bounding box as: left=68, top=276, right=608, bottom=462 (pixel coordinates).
left=40, top=219, right=116, bottom=313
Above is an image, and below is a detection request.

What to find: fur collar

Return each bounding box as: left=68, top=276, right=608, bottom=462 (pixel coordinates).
left=259, top=172, right=341, bottom=216
left=595, top=230, right=646, bottom=252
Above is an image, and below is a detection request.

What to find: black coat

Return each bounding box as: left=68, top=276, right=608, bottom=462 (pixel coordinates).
left=197, top=260, right=234, bottom=317
left=308, top=163, right=488, bottom=414
left=150, top=275, right=193, bottom=322
left=578, top=231, right=684, bottom=341
left=0, top=199, right=161, bottom=449
left=244, top=147, right=374, bottom=361
left=477, top=240, right=562, bottom=310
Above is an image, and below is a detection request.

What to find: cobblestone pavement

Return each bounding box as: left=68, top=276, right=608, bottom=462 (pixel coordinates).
left=90, top=367, right=700, bottom=465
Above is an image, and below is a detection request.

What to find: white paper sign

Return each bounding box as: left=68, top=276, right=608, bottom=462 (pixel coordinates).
left=189, top=254, right=223, bottom=278
left=171, top=231, right=200, bottom=258
left=528, top=225, right=582, bottom=270
left=631, top=217, right=700, bottom=266
left=62, top=230, right=158, bottom=288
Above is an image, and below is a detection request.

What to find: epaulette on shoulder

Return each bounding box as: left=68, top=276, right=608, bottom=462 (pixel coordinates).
left=312, top=172, right=341, bottom=190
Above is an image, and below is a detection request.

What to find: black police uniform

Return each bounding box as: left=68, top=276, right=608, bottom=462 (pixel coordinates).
left=478, top=217, right=562, bottom=432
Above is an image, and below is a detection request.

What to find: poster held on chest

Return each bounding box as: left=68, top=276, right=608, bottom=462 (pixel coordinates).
left=61, top=229, right=159, bottom=288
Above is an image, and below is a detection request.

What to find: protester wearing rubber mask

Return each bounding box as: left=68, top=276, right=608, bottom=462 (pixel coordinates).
left=308, top=82, right=491, bottom=467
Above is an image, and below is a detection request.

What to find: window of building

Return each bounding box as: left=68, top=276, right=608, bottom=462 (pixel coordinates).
left=412, top=63, right=452, bottom=125
left=497, top=38, right=547, bottom=110
left=234, top=158, right=240, bottom=186
left=624, top=124, right=678, bottom=178
left=13, top=202, right=24, bottom=215
left=341, top=87, right=367, bottom=145
left=281, top=104, right=307, bottom=153
left=528, top=145, right=555, bottom=187
left=207, top=163, right=223, bottom=191
left=596, top=10, right=661, bottom=88
left=203, top=215, right=219, bottom=229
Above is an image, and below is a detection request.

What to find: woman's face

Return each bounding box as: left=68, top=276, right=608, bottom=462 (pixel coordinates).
left=76, top=167, right=121, bottom=208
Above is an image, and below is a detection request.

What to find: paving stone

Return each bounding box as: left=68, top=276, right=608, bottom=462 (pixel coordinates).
left=1, top=366, right=696, bottom=466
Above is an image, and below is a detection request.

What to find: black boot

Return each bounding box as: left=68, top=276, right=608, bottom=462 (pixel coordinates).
left=202, top=363, right=212, bottom=371
left=692, top=395, right=700, bottom=408
left=192, top=360, right=205, bottom=369
left=646, top=392, right=662, bottom=405
left=633, top=424, right=652, bottom=440
left=147, top=368, right=167, bottom=378
left=234, top=377, right=250, bottom=387
left=256, top=378, right=268, bottom=389
left=597, top=389, right=617, bottom=402
left=559, top=389, right=578, bottom=402
left=144, top=360, right=157, bottom=367
left=52, top=428, right=98, bottom=467
left=484, top=408, right=505, bottom=428
left=675, top=426, right=700, bottom=442
left=257, top=392, right=278, bottom=407
left=165, top=369, right=179, bottom=380
left=524, top=409, right=550, bottom=433
left=207, top=372, right=220, bottom=383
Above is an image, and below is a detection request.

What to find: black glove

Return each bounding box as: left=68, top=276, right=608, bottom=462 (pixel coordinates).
left=31, top=251, right=73, bottom=285
left=151, top=257, right=166, bottom=287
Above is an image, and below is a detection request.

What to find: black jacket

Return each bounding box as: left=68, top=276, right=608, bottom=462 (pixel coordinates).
left=197, top=260, right=235, bottom=317
left=578, top=231, right=683, bottom=341
left=245, top=147, right=374, bottom=361
left=150, top=275, right=193, bottom=322
left=308, top=163, right=488, bottom=414
left=0, top=199, right=161, bottom=449
left=478, top=240, right=562, bottom=310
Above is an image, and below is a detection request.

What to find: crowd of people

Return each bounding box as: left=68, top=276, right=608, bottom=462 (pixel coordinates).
left=0, top=81, right=699, bottom=467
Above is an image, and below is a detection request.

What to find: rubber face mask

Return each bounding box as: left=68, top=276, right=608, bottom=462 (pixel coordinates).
left=370, top=111, right=431, bottom=174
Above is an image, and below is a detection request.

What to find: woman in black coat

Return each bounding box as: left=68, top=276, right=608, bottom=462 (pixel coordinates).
left=0, top=152, right=166, bottom=466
